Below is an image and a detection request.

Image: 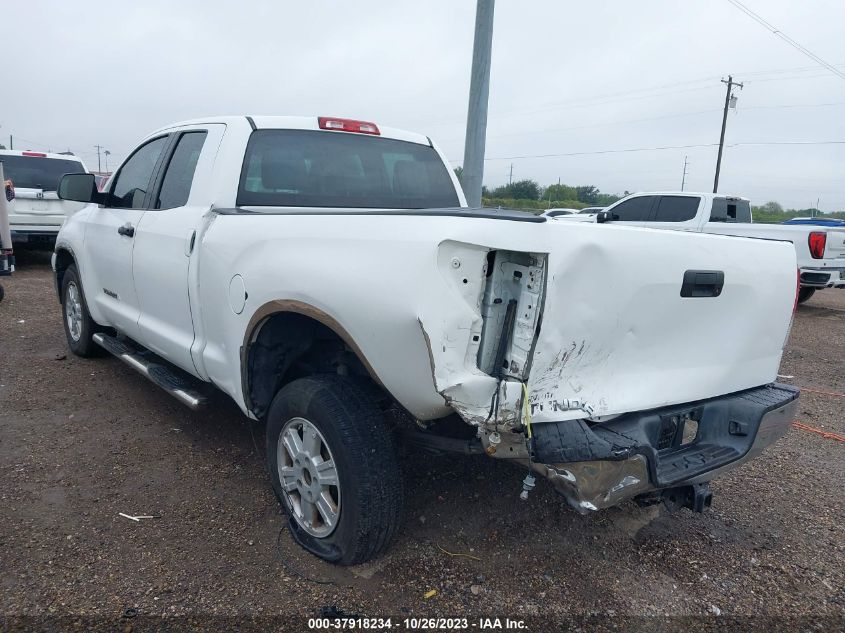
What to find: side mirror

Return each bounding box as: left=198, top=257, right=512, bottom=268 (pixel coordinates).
left=596, top=211, right=614, bottom=223
left=58, top=173, right=103, bottom=204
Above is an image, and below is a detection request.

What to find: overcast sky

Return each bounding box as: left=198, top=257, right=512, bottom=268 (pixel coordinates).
left=4, top=0, right=844, bottom=209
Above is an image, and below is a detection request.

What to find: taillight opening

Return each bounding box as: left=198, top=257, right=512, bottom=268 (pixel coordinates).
left=318, top=117, right=380, bottom=135
left=808, top=231, right=826, bottom=259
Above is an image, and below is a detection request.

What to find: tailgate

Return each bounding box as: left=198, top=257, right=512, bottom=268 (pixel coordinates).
left=823, top=228, right=845, bottom=262
left=526, top=224, right=797, bottom=422
left=12, top=189, right=62, bottom=215
left=9, top=190, right=83, bottom=224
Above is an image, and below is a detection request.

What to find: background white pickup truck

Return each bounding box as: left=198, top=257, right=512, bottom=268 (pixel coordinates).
left=52, top=116, right=799, bottom=564
left=564, top=192, right=845, bottom=303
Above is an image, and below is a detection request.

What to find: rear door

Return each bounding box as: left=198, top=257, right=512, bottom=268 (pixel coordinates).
left=82, top=136, right=170, bottom=338
left=132, top=124, right=223, bottom=375
left=645, top=195, right=703, bottom=231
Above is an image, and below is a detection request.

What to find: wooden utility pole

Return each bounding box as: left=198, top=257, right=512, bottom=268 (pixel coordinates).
left=713, top=75, right=743, bottom=193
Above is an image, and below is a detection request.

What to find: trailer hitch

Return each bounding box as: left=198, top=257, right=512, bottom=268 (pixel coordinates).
left=663, top=482, right=713, bottom=513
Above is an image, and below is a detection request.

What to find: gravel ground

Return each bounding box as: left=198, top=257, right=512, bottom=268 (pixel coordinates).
left=1, top=249, right=843, bottom=632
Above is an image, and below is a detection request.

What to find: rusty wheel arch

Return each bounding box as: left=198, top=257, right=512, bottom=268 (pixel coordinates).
left=240, top=299, right=385, bottom=418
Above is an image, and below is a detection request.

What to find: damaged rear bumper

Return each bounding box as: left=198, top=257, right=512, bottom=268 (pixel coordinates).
left=529, top=382, right=799, bottom=512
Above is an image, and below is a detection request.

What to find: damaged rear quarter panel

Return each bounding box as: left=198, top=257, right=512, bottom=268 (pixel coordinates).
left=196, top=214, right=795, bottom=433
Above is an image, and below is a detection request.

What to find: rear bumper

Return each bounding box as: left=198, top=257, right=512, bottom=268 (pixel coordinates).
left=10, top=216, right=64, bottom=242
left=529, top=383, right=799, bottom=512
left=800, top=266, right=845, bottom=288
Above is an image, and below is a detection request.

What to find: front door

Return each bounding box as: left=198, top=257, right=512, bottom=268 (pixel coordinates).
left=83, top=135, right=169, bottom=339
left=132, top=124, right=223, bottom=374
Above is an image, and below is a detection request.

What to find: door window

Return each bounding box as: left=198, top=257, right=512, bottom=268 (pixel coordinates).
left=609, top=196, right=654, bottom=221
left=653, top=196, right=700, bottom=222
left=156, top=132, right=208, bottom=209
left=109, top=136, right=168, bottom=209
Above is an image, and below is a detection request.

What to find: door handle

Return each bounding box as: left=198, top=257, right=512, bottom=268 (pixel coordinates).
left=680, top=270, right=724, bottom=297
left=117, top=223, right=135, bottom=238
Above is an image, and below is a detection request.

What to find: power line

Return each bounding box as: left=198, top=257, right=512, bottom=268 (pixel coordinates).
left=435, top=100, right=845, bottom=146
left=479, top=140, right=845, bottom=161
left=725, top=0, right=845, bottom=81
left=737, top=62, right=845, bottom=77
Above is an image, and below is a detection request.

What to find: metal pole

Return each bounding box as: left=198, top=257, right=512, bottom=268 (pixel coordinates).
left=94, top=145, right=102, bottom=173
left=9, top=135, right=12, bottom=150
left=681, top=155, right=688, bottom=191
left=461, top=0, right=495, bottom=208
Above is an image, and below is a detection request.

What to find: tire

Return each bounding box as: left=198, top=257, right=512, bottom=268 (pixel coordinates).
left=797, top=287, right=816, bottom=304
left=266, top=375, right=403, bottom=565
left=0, top=283, right=4, bottom=303
left=60, top=264, right=101, bottom=357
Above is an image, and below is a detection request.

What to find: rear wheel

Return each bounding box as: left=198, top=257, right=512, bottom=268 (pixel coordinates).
left=797, top=287, right=816, bottom=304
left=61, top=264, right=101, bottom=357
left=266, top=375, right=403, bottom=565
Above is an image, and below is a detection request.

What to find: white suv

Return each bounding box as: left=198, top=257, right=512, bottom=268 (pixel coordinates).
left=0, top=150, right=88, bottom=243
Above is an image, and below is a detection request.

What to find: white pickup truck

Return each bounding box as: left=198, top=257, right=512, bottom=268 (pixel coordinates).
left=566, top=192, right=845, bottom=303
left=53, top=116, right=799, bottom=564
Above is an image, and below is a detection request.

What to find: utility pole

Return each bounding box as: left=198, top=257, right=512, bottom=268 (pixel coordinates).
left=104, top=150, right=111, bottom=173
left=461, top=0, right=496, bottom=208
left=508, top=163, right=513, bottom=185
left=713, top=75, right=743, bottom=193
left=681, top=155, right=689, bottom=191
left=94, top=145, right=103, bottom=173
left=9, top=135, right=12, bottom=150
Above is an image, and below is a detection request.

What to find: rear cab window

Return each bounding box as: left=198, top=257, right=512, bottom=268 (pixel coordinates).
left=0, top=154, right=86, bottom=191
left=710, top=197, right=751, bottom=223
left=237, top=129, right=460, bottom=209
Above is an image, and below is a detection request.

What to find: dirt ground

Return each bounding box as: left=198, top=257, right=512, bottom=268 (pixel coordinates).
left=1, top=248, right=843, bottom=632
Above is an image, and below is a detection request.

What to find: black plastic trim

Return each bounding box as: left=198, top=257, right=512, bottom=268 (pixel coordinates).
left=246, top=116, right=257, bottom=131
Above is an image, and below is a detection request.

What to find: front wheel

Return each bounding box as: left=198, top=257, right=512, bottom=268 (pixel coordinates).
left=797, top=287, right=816, bottom=304
left=266, top=375, right=403, bottom=565
left=61, top=264, right=101, bottom=356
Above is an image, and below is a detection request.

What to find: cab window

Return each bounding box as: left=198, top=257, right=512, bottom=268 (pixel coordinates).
left=109, top=136, right=168, bottom=209
left=156, top=132, right=207, bottom=209
left=610, top=196, right=654, bottom=221
left=653, top=196, right=700, bottom=222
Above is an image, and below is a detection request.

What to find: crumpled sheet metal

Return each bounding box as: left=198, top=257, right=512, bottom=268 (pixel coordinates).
left=532, top=455, right=652, bottom=512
